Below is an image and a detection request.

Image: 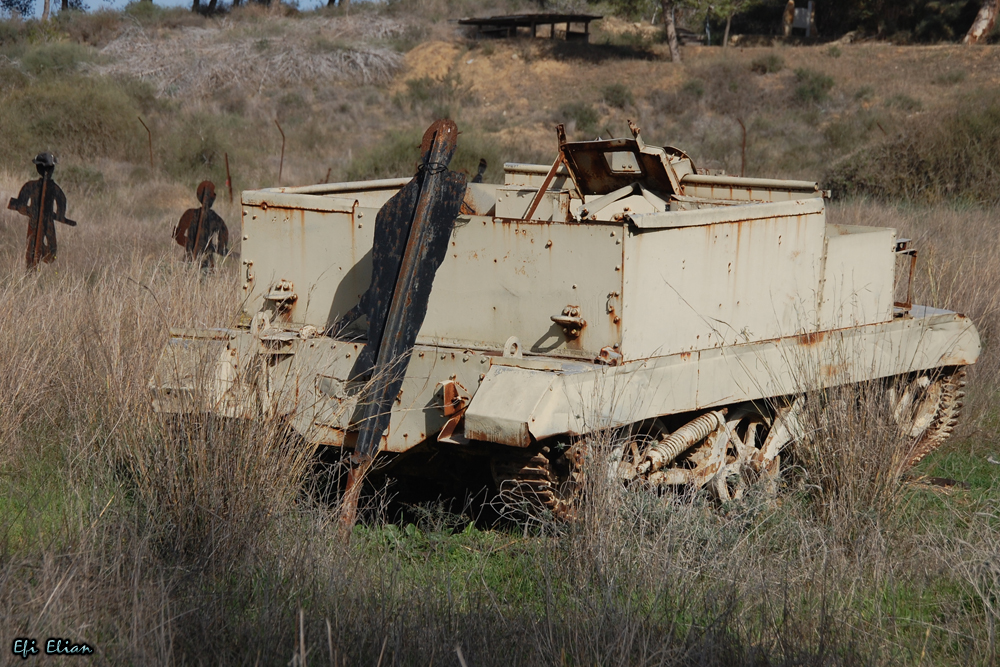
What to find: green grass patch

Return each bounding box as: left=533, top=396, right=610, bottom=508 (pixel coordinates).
left=794, top=68, right=835, bottom=104
left=558, top=101, right=599, bottom=136
left=601, top=82, right=634, bottom=109
left=750, top=52, right=784, bottom=74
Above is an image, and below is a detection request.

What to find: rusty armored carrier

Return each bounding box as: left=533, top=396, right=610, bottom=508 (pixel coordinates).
left=151, top=121, right=980, bottom=514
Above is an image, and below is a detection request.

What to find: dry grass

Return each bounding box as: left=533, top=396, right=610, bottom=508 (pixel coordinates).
left=96, top=18, right=404, bottom=97
left=0, top=8, right=998, bottom=665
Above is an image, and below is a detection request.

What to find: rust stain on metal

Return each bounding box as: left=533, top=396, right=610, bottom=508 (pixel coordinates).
left=797, top=331, right=826, bottom=346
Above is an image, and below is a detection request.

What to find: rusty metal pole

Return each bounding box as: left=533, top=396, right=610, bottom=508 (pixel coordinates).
left=737, top=118, right=747, bottom=178
left=138, top=116, right=153, bottom=169
left=524, top=152, right=563, bottom=222
left=192, top=187, right=210, bottom=260
left=274, top=119, right=286, bottom=186
left=29, top=172, right=50, bottom=271
left=224, top=152, right=233, bottom=204
left=338, top=119, right=467, bottom=533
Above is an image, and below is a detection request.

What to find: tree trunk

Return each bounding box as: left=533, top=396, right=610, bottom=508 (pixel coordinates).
left=41, top=0, right=50, bottom=20
left=661, top=0, right=680, bottom=62
left=207, top=0, right=217, bottom=12
left=191, top=0, right=200, bottom=12
left=782, top=0, right=794, bottom=38
left=965, top=0, right=999, bottom=44
left=723, top=14, right=732, bottom=47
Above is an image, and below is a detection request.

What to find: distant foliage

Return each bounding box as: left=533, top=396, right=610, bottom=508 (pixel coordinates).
left=601, top=83, right=634, bottom=109
left=750, top=52, right=783, bottom=74
left=0, top=0, right=33, bottom=17
left=793, top=68, right=834, bottom=104
left=825, top=89, right=1000, bottom=204
left=558, top=101, right=599, bottom=136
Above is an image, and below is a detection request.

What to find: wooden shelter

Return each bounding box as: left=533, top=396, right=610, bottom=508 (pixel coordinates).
left=458, top=14, right=602, bottom=42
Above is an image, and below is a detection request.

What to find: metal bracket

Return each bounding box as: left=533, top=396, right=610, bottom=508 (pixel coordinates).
left=437, top=379, right=470, bottom=444
left=894, top=239, right=917, bottom=311
left=551, top=305, right=586, bottom=338
left=263, top=279, right=297, bottom=310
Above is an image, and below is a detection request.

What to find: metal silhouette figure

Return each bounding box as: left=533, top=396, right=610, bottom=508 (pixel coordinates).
left=7, top=152, right=77, bottom=270
left=173, top=180, right=229, bottom=269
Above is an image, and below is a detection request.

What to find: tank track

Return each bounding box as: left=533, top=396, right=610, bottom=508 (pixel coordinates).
left=907, top=367, right=967, bottom=467
left=492, top=444, right=585, bottom=520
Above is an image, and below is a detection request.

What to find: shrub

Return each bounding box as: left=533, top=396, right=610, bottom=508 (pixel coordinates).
left=682, top=78, right=705, bottom=98
left=0, top=76, right=140, bottom=164
left=0, top=61, right=28, bottom=90
left=161, top=111, right=247, bottom=184
left=793, top=67, right=834, bottom=103
left=345, top=127, right=512, bottom=184
left=885, top=93, right=923, bottom=112
left=558, top=101, right=599, bottom=135
left=60, top=163, right=106, bottom=195
left=933, top=70, right=966, bottom=86
left=20, top=42, right=96, bottom=77
left=750, top=52, right=784, bottom=74
left=825, top=88, right=1000, bottom=205
left=854, top=85, right=875, bottom=101
left=57, top=9, right=122, bottom=47
left=601, top=82, right=634, bottom=109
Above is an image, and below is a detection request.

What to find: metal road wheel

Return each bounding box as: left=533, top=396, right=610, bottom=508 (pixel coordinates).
left=890, top=367, right=967, bottom=467
left=636, top=402, right=789, bottom=502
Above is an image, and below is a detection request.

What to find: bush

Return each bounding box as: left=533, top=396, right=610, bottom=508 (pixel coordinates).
left=601, top=82, right=634, bottom=109
left=750, top=52, right=784, bottom=74
left=885, top=93, right=923, bottom=112
left=825, top=89, right=1000, bottom=205
left=793, top=67, right=834, bottom=103
left=57, top=9, right=123, bottom=47
left=0, top=76, right=140, bottom=163
left=20, top=42, right=96, bottom=77
left=161, top=111, right=248, bottom=185
left=682, top=78, right=705, bottom=98
left=345, top=127, right=512, bottom=185
left=933, top=70, right=966, bottom=86
left=558, top=101, right=599, bottom=136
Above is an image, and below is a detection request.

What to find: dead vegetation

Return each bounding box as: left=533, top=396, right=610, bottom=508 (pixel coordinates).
left=96, top=17, right=406, bottom=97
left=0, top=5, right=998, bottom=665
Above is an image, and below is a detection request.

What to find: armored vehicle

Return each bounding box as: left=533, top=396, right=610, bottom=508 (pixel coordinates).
left=151, top=120, right=979, bottom=515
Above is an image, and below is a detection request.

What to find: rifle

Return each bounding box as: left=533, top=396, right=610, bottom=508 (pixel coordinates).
left=30, top=171, right=49, bottom=270
left=191, top=188, right=210, bottom=257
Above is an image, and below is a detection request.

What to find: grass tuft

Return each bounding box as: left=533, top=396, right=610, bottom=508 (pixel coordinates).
left=794, top=67, right=835, bottom=103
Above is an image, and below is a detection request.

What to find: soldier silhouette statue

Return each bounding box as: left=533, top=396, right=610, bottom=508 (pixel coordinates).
left=173, top=180, right=229, bottom=269
left=7, top=152, right=77, bottom=270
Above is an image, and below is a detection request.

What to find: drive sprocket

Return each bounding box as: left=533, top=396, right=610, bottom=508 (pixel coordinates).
left=904, top=367, right=966, bottom=467
left=491, top=443, right=585, bottom=519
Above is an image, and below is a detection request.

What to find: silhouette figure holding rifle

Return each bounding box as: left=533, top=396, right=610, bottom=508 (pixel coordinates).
left=173, top=180, right=229, bottom=269
left=7, top=152, right=76, bottom=270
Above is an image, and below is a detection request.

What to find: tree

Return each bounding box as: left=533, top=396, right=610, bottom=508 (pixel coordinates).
left=965, top=0, right=999, bottom=43
left=0, top=0, right=32, bottom=15
left=710, top=0, right=765, bottom=47
left=661, top=0, right=681, bottom=61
